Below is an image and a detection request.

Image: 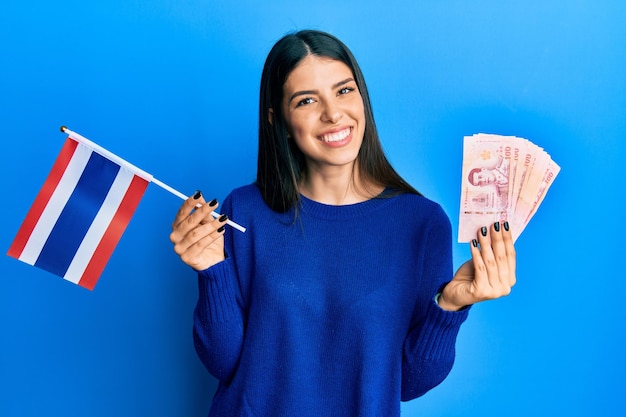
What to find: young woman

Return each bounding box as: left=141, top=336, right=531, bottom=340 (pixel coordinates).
left=170, top=29, right=516, bottom=417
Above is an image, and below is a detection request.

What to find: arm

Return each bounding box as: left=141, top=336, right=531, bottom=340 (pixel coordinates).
left=402, top=219, right=517, bottom=399
left=401, top=207, right=470, bottom=400
left=170, top=192, right=245, bottom=383
left=192, top=259, right=245, bottom=383
left=401, top=298, right=469, bottom=400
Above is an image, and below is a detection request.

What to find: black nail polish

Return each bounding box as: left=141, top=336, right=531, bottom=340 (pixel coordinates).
left=472, top=239, right=478, bottom=247
left=218, top=214, right=228, bottom=222
left=193, top=190, right=202, bottom=200
left=481, top=226, right=487, bottom=237
left=217, top=226, right=225, bottom=233
left=503, top=221, right=510, bottom=232
left=494, top=222, right=500, bottom=232
left=209, top=198, right=218, bottom=207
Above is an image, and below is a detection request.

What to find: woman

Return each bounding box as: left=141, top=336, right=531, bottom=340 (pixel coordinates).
left=170, top=30, right=516, bottom=417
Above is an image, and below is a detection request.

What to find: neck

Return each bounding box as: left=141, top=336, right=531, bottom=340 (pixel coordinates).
left=299, top=162, right=383, bottom=205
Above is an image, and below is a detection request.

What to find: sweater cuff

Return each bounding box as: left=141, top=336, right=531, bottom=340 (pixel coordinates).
left=413, top=297, right=470, bottom=361
left=195, top=260, right=238, bottom=324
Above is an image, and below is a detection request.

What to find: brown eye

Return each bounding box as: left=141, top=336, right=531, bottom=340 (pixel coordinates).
left=296, top=97, right=314, bottom=107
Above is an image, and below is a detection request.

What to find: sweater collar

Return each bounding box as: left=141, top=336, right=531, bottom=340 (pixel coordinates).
left=296, top=188, right=396, bottom=221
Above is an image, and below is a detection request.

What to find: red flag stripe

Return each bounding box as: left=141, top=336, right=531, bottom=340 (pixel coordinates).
left=7, top=138, right=79, bottom=259
left=77, top=175, right=149, bottom=290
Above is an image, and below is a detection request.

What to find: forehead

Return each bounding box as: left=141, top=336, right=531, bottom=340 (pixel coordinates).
left=283, top=55, right=354, bottom=90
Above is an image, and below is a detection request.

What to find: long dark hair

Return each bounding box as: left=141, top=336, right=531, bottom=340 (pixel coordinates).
left=256, top=29, right=420, bottom=213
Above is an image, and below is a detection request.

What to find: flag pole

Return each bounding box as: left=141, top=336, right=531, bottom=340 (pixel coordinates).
left=60, top=126, right=246, bottom=233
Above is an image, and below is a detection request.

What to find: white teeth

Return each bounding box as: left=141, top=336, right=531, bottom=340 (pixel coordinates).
left=320, top=128, right=351, bottom=142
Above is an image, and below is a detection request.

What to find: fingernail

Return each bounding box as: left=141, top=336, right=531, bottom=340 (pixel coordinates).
left=218, top=214, right=228, bottom=222
left=217, top=225, right=225, bottom=233
left=193, top=190, right=202, bottom=200
left=472, top=239, right=478, bottom=247
left=503, top=221, right=509, bottom=232
left=494, top=222, right=500, bottom=232
left=481, top=226, right=488, bottom=237
left=209, top=198, right=218, bottom=207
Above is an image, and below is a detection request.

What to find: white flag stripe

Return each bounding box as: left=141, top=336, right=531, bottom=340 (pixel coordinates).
left=19, top=144, right=93, bottom=265
left=63, top=167, right=135, bottom=284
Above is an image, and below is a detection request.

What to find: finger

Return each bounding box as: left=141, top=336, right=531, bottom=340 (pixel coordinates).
left=469, top=237, right=485, bottom=282
left=170, top=193, right=219, bottom=243
left=490, top=221, right=512, bottom=294
left=467, top=234, right=493, bottom=303
left=197, top=198, right=220, bottom=223
left=476, top=225, right=499, bottom=289
left=173, top=214, right=227, bottom=257
left=501, top=221, right=517, bottom=287
left=172, top=190, right=206, bottom=229
left=182, top=198, right=220, bottom=229
left=179, top=227, right=226, bottom=269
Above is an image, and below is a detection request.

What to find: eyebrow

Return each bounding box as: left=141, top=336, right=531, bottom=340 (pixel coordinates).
left=288, top=77, right=355, bottom=104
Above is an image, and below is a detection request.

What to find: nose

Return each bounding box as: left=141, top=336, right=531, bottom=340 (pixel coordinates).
left=320, top=100, right=342, bottom=124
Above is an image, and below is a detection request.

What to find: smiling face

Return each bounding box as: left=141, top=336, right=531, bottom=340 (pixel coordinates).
left=281, top=55, right=366, bottom=176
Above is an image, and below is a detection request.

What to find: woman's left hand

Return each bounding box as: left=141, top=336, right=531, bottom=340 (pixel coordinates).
left=437, top=221, right=517, bottom=311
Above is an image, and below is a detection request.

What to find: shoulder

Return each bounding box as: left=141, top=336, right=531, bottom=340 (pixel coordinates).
left=221, top=184, right=270, bottom=212
left=221, top=183, right=279, bottom=226
left=224, top=183, right=260, bottom=200
left=385, top=192, right=452, bottom=239
left=387, top=192, right=449, bottom=220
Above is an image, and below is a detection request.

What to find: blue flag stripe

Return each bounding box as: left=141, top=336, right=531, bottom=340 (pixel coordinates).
left=34, top=152, right=121, bottom=277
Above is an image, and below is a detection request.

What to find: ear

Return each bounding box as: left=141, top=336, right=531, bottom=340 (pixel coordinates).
left=269, top=108, right=292, bottom=138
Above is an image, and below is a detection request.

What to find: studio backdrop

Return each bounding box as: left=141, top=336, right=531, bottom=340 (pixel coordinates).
left=1, top=1, right=624, bottom=416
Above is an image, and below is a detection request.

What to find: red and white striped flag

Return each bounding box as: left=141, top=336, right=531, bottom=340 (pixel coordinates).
left=7, top=131, right=152, bottom=290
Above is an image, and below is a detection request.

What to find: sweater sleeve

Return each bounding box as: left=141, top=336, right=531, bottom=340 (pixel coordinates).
left=193, top=260, right=244, bottom=383
left=192, top=195, right=245, bottom=384
left=400, top=203, right=470, bottom=401
left=401, top=297, right=469, bottom=400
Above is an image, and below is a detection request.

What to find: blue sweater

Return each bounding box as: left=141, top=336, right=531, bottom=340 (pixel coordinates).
left=193, top=184, right=469, bottom=417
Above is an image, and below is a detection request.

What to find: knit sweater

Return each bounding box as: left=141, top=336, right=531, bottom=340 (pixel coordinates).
left=193, top=184, right=470, bottom=417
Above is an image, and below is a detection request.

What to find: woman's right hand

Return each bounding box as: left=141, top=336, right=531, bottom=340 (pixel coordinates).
left=169, top=191, right=229, bottom=271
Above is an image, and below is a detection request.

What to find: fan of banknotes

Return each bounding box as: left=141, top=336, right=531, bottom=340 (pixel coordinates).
left=458, top=133, right=560, bottom=243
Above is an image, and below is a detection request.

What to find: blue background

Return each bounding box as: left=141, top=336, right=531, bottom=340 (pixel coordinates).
left=1, top=1, right=624, bottom=416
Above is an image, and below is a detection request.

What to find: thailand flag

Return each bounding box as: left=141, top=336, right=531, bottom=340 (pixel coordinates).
left=8, top=135, right=151, bottom=290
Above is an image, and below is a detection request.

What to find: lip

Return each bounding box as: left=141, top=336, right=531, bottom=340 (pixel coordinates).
left=317, top=126, right=353, bottom=147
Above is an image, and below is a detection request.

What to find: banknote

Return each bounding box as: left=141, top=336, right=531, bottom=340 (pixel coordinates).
left=515, top=158, right=561, bottom=234
left=458, top=134, right=560, bottom=242
left=458, top=134, right=511, bottom=242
